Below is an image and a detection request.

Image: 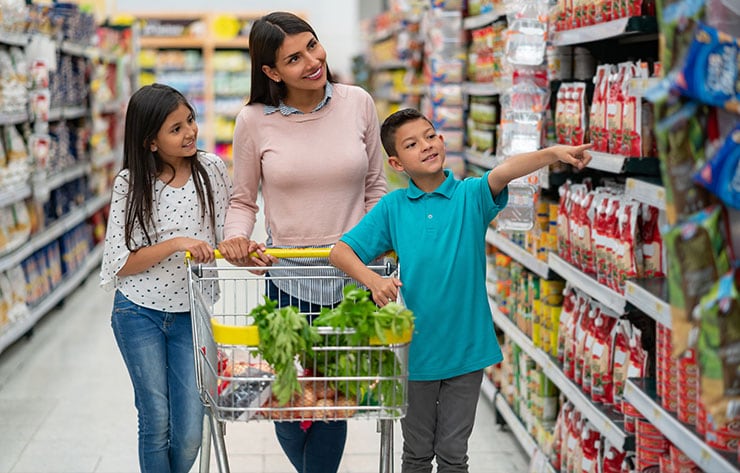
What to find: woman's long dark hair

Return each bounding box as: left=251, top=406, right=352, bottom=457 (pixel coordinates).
left=248, top=11, right=336, bottom=106
left=121, top=83, right=216, bottom=251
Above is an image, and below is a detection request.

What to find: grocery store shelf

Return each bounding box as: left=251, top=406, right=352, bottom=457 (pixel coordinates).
left=627, top=77, right=662, bottom=97
left=548, top=253, right=628, bottom=314
left=45, top=162, right=90, bottom=192
left=465, top=148, right=495, bottom=170
left=48, top=105, right=89, bottom=122
left=588, top=151, right=630, bottom=173
left=481, top=375, right=497, bottom=404
left=551, top=16, right=658, bottom=46
left=462, top=81, right=507, bottom=96
left=463, top=9, right=507, bottom=30
left=0, top=29, right=29, bottom=46
left=480, top=376, right=558, bottom=473
left=372, top=60, right=413, bottom=71
left=625, top=177, right=666, bottom=210
left=140, top=36, right=206, bottom=49
left=0, top=110, right=29, bottom=125
left=624, top=278, right=671, bottom=327
left=588, top=151, right=660, bottom=175
left=0, top=181, right=32, bottom=208
left=487, top=229, right=551, bottom=279
left=489, top=297, right=633, bottom=451
left=624, top=378, right=740, bottom=473
left=0, top=242, right=104, bottom=356
left=0, top=193, right=108, bottom=275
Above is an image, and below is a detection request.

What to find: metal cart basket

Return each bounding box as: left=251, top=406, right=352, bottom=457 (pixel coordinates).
left=187, top=249, right=410, bottom=473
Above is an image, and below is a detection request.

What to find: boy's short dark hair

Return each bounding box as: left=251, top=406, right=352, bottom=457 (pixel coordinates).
left=380, top=108, right=434, bottom=157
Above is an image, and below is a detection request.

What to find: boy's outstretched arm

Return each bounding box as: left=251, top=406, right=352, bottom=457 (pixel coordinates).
left=330, top=241, right=403, bottom=307
left=488, top=144, right=593, bottom=195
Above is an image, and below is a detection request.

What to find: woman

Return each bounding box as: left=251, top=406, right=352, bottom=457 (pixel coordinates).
left=218, top=11, right=387, bottom=473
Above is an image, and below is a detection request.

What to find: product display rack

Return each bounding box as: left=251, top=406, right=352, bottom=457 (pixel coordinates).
left=550, top=16, right=658, bottom=46
left=547, top=252, right=629, bottom=315
left=624, top=378, right=740, bottom=473
left=624, top=278, right=670, bottom=328
left=486, top=228, right=551, bottom=279
left=0, top=18, right=131, bottom=356
left=363, top=2, right=737, bottom=470
left=481, top=375, right=559, bottom=473
left=488, top=290, right=634, bottom=451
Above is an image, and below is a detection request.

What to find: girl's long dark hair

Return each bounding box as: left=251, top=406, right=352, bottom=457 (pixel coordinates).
left=122, top=83, right=216, bottom=251
left=248, top=11, right=336, bottom=106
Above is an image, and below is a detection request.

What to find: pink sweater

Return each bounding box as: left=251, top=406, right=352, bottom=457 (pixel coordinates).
left=224, top=83, right=387, bottom=246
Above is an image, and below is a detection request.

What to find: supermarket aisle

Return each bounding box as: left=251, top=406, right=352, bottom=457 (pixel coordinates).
left=0, top=251, right=528, bottom=473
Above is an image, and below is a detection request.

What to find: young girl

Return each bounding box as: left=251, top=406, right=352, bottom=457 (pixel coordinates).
left=217, top=11, right=387, bottom=473
left=100, top=83, right=235, bottom=472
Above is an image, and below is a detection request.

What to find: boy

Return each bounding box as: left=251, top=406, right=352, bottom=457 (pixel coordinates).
left=329, top=108, right=591, bottom=472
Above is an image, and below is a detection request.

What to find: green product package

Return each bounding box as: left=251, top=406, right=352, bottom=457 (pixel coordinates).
left=697, top=270, right=740, bottom=427
left=665, top=205, right=731, bottom=355
left=655, top=100, right=713, bottom=225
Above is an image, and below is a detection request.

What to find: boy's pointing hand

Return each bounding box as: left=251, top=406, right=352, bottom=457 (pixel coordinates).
left=554, top=143, right=593, bottom=170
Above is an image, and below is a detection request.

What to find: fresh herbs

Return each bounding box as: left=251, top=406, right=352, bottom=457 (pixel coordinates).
left=247, top=285, right=414, bottom=411
left=248, top=297, right=320, bottom=405
left=311, top=285, right=414, bottom=410
left=313, top=285, right=414, bottom=344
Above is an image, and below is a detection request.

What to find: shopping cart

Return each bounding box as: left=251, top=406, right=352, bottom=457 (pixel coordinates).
left=187, top=248, right=411, bottom=473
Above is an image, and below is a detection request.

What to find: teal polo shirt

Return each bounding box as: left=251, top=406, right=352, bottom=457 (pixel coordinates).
left=340, top=169, right=508, bottom=381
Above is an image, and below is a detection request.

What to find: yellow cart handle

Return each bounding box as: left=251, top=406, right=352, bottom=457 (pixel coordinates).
left=187, top=247, right=333, bottom=260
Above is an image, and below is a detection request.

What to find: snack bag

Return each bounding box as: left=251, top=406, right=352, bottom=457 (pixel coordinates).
left=655, top=100, right=713, bottom=225
left=694, top=124, right=740, bottom=209
left=673, top=23, right=740, bottom=114
left=665, top=205, right=733, bottom=356
left=697, top=270, right=740, bottom=427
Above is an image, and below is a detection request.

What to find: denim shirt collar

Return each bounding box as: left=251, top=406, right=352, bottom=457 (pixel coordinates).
left=264, top=82, right=333, bottom=116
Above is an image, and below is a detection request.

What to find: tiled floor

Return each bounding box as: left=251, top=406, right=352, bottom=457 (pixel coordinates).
left=0, top=273, right=530, bottom=472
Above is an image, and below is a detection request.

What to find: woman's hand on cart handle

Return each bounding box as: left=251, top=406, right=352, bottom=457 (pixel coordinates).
left=218, top=237, right=277, bottom=268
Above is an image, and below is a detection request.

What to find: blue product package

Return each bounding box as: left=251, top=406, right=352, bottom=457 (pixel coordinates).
left=695, top=124, right=740, bottom=208
left=675, top=23, right=740, bottom=113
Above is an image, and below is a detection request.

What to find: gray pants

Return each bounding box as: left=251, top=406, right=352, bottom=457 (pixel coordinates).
left=401, top=369, right=484, bottom=473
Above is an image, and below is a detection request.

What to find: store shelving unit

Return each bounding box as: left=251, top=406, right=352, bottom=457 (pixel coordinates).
left=0, top=243, right=104, bottom=356
left=462, top=7, right=508, bottom=30
left=489, top=294, right=634, bottom=451
left=550, top=16, right=658, bottom=46
left=624, top=177, right=666, bottom=211
left=624, top=378, right=740, bottom=473
left=481, top=376, right=558, bottom=473
left=486, top=228, right=551, bottom=279
left=587, top=151, right=661, bottom=175
left=548, top=253, right=628, bottom=315
left=624, top=278, right=671, bottom=328
left=0, top=21, right=129, bottom=356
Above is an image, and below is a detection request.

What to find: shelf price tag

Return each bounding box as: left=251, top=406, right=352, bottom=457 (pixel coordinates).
left=655, top=301, right=664, bottom=315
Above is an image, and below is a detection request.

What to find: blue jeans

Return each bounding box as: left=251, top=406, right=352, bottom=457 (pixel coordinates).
left=111, top=291, right=204, bottom=473
left=267, top=280, right=347, bottom=473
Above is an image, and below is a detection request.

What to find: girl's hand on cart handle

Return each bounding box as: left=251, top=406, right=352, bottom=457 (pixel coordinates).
left=369, top=276, right=403, bottom=307
left=182, top=238, right=216, bottom=264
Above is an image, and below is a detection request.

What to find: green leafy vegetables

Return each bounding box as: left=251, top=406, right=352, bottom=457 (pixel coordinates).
left=247, top=285, right=414, bottom=410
